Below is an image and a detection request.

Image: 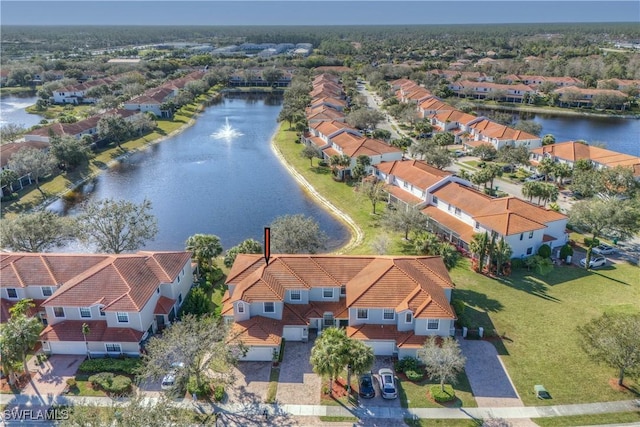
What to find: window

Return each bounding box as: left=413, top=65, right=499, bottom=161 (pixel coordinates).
left=264, top=302, right=275, bottom=313
left=405, top=312, right=413, bottom=323
left=105, top=343, right=121, bottom=353
left=237, top=303, right=244, bottom=313
left=178, top=294, right=182, bottom=304
left=116, top=312, right=129, bottom=323
left=6, top=288, right=17, bottom=299
left=79, top=307, right=91, bottom=318
left=99, top=307, right=105, bottom=317
left=323, top=288, right=333, bottom=299
left=526, top=247, right=533, bottom=255
left=520, top=233, right=524, bottom=241
left=290, top=290, right=301, bottom=301
left=529, top=231, right=534, bottom=239
left=427, top=319, right=440, bottom=330
left=454, top=207, right=461, bottom=216
left=432, top=196, right=438, bottom=205
left=42, top=287, right=53, bottom=297
left=383, top=309, right=395, bottom=320
left=156, top=288, right=160, bottom=294
left=53, top=307, right=65, bottom=318
left=340, top=285, right=346, bottom=297
left=357, top=309, right=368, bottom=319
left=447, top=204, right=453, bottom=212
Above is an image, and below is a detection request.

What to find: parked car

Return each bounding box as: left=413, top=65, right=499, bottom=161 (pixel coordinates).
left=358, top=372, right=375, bottom=399
left=525, top=174, right=544, bottom=182
left=592, top=244, right=616, bottom=255
left=161, top=362, right=184, bottom=390
left=454, top=150, right=464, bottom=157
left=377, top=368, right=398, bottom=399
left=579, top=255, right=607, bottom=269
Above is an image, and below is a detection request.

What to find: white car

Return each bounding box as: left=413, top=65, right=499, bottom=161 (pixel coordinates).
left=525, top=174, right=544, bottom=182
left=592, top=244, right=616, bottom=255
left=161, top=362, right=184, bottom=390
left=579, top=255, right=607, bottom=269
left=377, top=368, right=398, bottom=399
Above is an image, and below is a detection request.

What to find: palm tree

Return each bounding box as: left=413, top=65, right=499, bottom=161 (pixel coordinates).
left=185, top=234, right=223, bottom=271
left=310, top=328, right=347, bottom=394
left=469, top=232, right=489, bottom=273
left=435, top=242, right=460, bottom=270
left=553, top=163, right=572, bottom=186
left=82, top=323, right=91, bottom=359
left=494, top=237, right=513, bottom=275
left=414, top=231, right=441, bottom=255
left=346, top=340, right=374, bottom=392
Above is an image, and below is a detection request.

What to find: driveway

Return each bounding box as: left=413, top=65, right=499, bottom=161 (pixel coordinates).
left=458, top=338, right=523, bottom=407
left=276, top=340, right=321, bottom=405
left=359, top=356, right=402, bottom=409
left=21, top=355, right=85, bottom=402
left=225, top=362, right=272, bottom=405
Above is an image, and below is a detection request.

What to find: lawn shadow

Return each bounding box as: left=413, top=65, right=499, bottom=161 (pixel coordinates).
left=496, top=275, right=561, bottom=303
left=451, top=294, right=509, bottom=356
left=311, top=166, right=331, bottom=175
left=453, top=289, right=504, bottom=314
left=590, top=270, right=634, bottom=286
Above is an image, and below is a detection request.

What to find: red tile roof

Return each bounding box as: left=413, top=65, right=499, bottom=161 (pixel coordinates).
left=40, top=320, right=144, bottom=342
left=154, top=296, right=176, bottom=315
left=375, top=160, right=451, bottom=190
left=230, top=316, right=283, bottom=346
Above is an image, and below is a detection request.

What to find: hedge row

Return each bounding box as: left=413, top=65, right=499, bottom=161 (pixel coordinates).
left=78, top=357, right=142, bottom=375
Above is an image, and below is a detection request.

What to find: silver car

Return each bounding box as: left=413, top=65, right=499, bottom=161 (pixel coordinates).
left=592, top=244, right=616, bottom=255
left=377, top=368, right=398, bottom=399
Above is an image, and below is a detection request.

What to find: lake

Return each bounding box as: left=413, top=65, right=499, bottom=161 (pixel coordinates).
left=0, top=95, right=42, bottom=129
left=48, top=96, right=350, bottom=252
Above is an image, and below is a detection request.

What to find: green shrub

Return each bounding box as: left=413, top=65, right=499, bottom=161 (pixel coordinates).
left=206, top=267, right=224, bottom=283
left=88, top=372, right=132, bottom=394
left=510, top=258, right=524, bottom=269
left=451, top=299, right=465, bottom=317
left=199, top=280, right=212, bottom=293
left=405, top=369, right=425, bottom=382
left=65, top=378, right=77, bottom=388
left=559, top=244, right=574, bottom=259
left=537, top=244, right=551, bottom=259
left=78, top=357, right=142, bottom=375
left=394, top=357, right=421, bottom=373
left=213, top=384, right=224, bottom=402
left=429, top=384, right=456, bottom=402
left=187, top=376, right=211, bottom=397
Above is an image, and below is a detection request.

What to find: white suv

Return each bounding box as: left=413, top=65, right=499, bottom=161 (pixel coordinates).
left=377, top=368, right=398, bottom=399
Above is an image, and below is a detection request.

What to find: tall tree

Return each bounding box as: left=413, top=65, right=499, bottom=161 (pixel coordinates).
left=569, top=197, right=640, bottom=269
left=577, top=313, right=640, bottom=386
left=223, top=238, right=263, bottom=268
left=471, top=144, right=497, bottom=161
left=432, top=132, right=455, bottom=146
left=82, top=323, right=91, bottom=359
left=140, top=314, right=244, bottom=396
left=513, top=120, right=542, bottom=136
left=383, top=205, right=429, bottom=240
left=185, top=234, right=223, bottom=271
left=469, top=232, right=490, bottom=273
left=50, top=135, right=93, bottom=171
left=97, top=114, right=132, bottom=149
left=269, top=214, right=327, bottom=254
left=497, top=146, right=530, bottom=168
left=0, top=123, right=26, bottom=145
left=359, top=179, right=386, bottom=214
left=0, top=300, right=43, bottom=382
left=7, top=147, right=57, bottom=196
left=300, top=145, right=319, bottom=167
left=77, top=198, right=158, bottom=254
left=417, top=336, right=466, bottom=392
left=0, top=210, right=77, bottom=252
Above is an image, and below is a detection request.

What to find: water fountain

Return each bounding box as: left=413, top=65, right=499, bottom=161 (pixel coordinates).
left=212, top=117, right=243, bottom=140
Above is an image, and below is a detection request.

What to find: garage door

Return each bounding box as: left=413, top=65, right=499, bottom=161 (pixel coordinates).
left=283, top=326, right=303, bottom=341
left=367, top=340, right=396, bottom=356
left=242, top=346, right=275, bottom=362
left=48, top=341, right=87, bottom=355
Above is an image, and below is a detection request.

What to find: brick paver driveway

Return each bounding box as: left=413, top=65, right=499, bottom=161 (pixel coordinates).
left=226, top=362, right=272, bottom=405
left=22, top=355, right=85, bottom=402
left=276, top=340, right=321, bottom=405
left=458, top=338, right=523, bottom=407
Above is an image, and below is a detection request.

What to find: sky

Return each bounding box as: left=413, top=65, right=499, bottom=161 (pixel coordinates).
left=1, top=1, right=639, bottom=26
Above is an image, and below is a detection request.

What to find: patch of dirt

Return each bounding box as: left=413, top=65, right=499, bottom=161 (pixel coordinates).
left=321, top=377, right=355, bottom=399
left=608, top=378, right=638, bottom=394
left=0, top=373, right=30, bottom=393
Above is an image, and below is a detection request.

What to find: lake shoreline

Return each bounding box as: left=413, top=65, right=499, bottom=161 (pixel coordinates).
left=269, top=130, right=362, bottom=254
left=467, top=102, right=640, bottom=119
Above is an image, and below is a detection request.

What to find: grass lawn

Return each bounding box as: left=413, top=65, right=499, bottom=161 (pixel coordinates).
left=451, top=258, right=640, bottom=405
left=535, top=411, right=640, bottom=427
left=265, top=367, right=280, bottom=403
left=319, top=416, right=359, bottom=422
left=398, top=372, right=476, bottom=408
left=273, top=126, right=408, bottom=255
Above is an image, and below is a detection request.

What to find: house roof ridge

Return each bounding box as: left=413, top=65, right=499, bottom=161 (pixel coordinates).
left=44, top=256, right=117, bottom=305
left=415, top=257, right=455, bottom=288
left=347, top=259, right=395, bottom=306
left=40, top=255, right=59, bottom=286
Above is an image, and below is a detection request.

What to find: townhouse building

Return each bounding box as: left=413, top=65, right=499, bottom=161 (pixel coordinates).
left=0, top=251, right=194, bottom=356
left=223, top=254, right=456, bottom=361
left=465, top=118, right=542, bottom=150
left=530, top=141, right=640, bottom=180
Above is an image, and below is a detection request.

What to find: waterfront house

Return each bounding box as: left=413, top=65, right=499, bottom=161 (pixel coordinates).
left=530, top=141, right=640, bottom=179
left=124, top=87, right=177, bottom=117
left=0, top=141, right=50, bottom=195
left=0, top=251, right=194, bottom=356
left=464, top=118, right=541, bottom=150
left=222, top=254, right=456, bottom=361
left=52, top=77, right=118, bottom=104
left=417, top=98, right=456, bottom=119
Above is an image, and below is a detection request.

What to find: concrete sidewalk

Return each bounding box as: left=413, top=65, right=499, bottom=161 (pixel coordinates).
left=1, top=393, right=639, bottom=421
